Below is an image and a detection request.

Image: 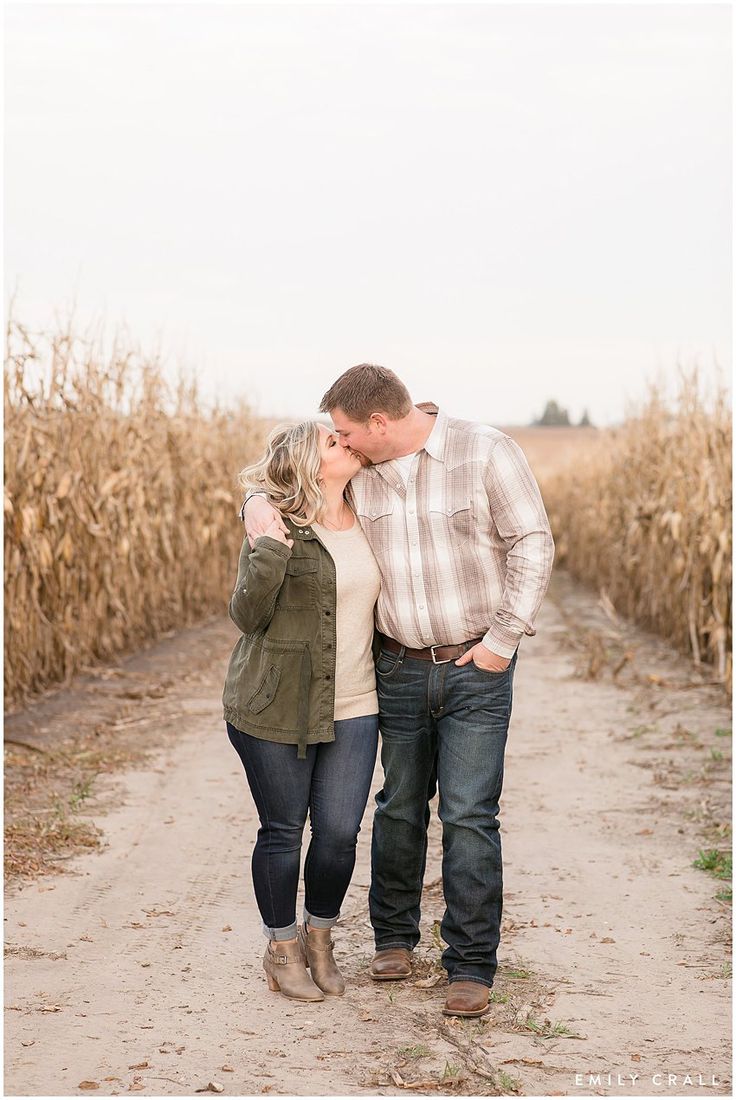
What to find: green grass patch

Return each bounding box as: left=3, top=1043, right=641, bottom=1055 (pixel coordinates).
left=496, top=1069, right=521, bottom=1094
left=397, top=1045, right=431, bottom=1059
left=441, top=1061, right=463, bottom=1081
left=523, top=1014, right=576, bottom=1039
left=693, top=849, right=732, bottom=880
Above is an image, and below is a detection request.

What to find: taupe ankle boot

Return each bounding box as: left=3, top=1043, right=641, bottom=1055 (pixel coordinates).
left=263, top=940, right=324, bottom=1001
left=298, top=924, right=346, bottom=996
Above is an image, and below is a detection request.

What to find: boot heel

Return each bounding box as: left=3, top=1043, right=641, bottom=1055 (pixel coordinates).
left=265, top=971, right=280, bottom=992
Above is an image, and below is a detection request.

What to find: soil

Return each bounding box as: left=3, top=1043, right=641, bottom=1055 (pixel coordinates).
left=4, top=571, right=732, bottom=1097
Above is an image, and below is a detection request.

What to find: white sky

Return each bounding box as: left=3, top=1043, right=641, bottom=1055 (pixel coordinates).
left=4, top=2, right=732, bottom=426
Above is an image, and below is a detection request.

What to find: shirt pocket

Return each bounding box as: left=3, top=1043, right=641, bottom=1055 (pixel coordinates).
left=428, top=485, right=475, bottom=546
left=354, top=497, right=395, bottom=554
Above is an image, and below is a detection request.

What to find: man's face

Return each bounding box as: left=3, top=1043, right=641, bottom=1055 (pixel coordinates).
left=329, top=408, right=393, bottom=465
left=316, top=423, right=362, bottom=480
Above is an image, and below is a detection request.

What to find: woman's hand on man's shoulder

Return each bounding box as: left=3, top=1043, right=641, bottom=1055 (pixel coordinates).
left=254, top=516, right=294, bottom=549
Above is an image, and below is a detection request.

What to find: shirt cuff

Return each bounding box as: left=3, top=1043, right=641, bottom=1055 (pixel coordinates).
left=481, top=623, right=521, bottom=660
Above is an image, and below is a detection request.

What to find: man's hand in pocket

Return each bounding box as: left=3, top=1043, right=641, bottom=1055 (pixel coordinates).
left=454, top=642, right=511, bottom=672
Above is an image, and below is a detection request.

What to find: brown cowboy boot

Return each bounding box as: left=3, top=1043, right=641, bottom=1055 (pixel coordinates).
left=443, top=980, right=490, bottom=1017
left=368, top=947, right=413, bottom=980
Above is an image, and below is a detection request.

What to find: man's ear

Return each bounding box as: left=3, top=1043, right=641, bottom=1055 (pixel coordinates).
left=369, top=412, right=389, bottom=433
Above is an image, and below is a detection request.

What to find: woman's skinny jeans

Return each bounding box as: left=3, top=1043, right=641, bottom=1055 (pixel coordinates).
left=226, top=715, right=379, bottom=941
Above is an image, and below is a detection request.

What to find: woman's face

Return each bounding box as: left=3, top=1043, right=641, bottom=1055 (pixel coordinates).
left=317, top=423, right=361, bottom=483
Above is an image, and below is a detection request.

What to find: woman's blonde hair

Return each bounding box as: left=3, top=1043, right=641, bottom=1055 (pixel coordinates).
left=238, top=420, right=326, bottom=527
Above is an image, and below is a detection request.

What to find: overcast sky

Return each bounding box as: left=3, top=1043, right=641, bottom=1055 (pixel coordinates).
left=4, top=3, right=732, bottom=426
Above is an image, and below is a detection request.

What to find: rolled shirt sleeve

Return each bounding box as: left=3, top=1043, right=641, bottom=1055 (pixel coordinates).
left=481, top=436, right=555, bottom=658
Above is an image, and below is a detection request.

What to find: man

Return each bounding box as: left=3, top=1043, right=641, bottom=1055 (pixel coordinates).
left=242, top=364, right=554, bottom=1018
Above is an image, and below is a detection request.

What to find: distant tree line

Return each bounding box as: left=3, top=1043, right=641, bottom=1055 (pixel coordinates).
left=532, top=400, right=594, bottom=428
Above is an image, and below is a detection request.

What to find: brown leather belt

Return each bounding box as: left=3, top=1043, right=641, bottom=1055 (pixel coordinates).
left=381, top=634, right=484, bottom=665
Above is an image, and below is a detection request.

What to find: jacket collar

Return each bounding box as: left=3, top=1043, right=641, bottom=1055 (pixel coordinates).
left=284, top=514, right=319, bottom=541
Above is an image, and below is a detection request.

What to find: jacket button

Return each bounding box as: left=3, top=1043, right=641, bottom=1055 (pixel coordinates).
left=325, top=674, right=331, bottom=680
left=325, top=610, right=331, bottom=616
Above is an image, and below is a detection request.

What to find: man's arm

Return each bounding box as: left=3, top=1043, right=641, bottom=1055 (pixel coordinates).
left=240, top=491, right=290, bottom=549
left=479, top=435, right=555, bottom=659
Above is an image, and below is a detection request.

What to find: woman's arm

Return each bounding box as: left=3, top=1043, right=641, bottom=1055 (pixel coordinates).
left=228, top=533, right=293, bottom=635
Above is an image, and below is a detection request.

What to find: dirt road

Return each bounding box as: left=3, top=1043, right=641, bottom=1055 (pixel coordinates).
left=4, top=571, right=732, bottom=1097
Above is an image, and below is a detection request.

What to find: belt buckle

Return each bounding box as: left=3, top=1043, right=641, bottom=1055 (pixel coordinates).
left=430, top=644, right=453, bottom=665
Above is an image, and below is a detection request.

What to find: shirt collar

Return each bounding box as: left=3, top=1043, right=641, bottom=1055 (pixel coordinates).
left=363, top=401, right=446, bottom=482
left=417, top=402, right=447, bottom=462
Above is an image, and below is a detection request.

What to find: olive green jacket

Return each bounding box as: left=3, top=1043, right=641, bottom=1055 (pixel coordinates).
left=222, top=514, right=381, bottom=758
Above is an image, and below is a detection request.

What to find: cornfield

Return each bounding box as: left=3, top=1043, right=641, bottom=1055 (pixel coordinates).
left=5, top=313, right=731, bottom=708
left=4, top=313, right=267, bottom=710
left=540, top=371, right=732, bottom=689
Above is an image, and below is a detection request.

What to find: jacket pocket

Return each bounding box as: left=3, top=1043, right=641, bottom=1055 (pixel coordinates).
left=278, top=555, right=319, bottom=608
left=245, top=637, right=311, bottom=732
left=285, top=557, right=319, bottom=576
left=247, top=664, right=281, bottom=714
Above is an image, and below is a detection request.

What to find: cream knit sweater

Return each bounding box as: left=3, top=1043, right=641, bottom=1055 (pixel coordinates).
left=312, top=510, right=381, bottom=721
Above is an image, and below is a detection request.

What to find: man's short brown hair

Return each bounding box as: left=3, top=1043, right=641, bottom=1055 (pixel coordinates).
left=319, top=364, right=413, bottom=422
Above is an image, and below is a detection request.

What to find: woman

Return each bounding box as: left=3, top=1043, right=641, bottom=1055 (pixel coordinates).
left=223, top=420, right=381, bottom=1003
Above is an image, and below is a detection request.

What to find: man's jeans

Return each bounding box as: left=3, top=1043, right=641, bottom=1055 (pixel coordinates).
left=369, top=645, right=517, bottom=988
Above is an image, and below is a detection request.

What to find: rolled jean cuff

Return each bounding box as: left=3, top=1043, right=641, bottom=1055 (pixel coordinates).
left=262, top=920, right=298, bottom=941
left=303, top=906, right=339, bottom=929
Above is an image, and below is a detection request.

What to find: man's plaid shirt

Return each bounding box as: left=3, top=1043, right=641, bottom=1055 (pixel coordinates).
left=342, top=403, right=555, bottom=659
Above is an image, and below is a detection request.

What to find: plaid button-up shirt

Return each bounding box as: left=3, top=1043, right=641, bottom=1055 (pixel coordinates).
left=343, top=403, right=555, bottom=659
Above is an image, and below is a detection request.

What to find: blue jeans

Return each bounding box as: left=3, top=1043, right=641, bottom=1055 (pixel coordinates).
left=369, top=646, right=517, bottom=988
left=227, top=715, right=379, bottom=940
